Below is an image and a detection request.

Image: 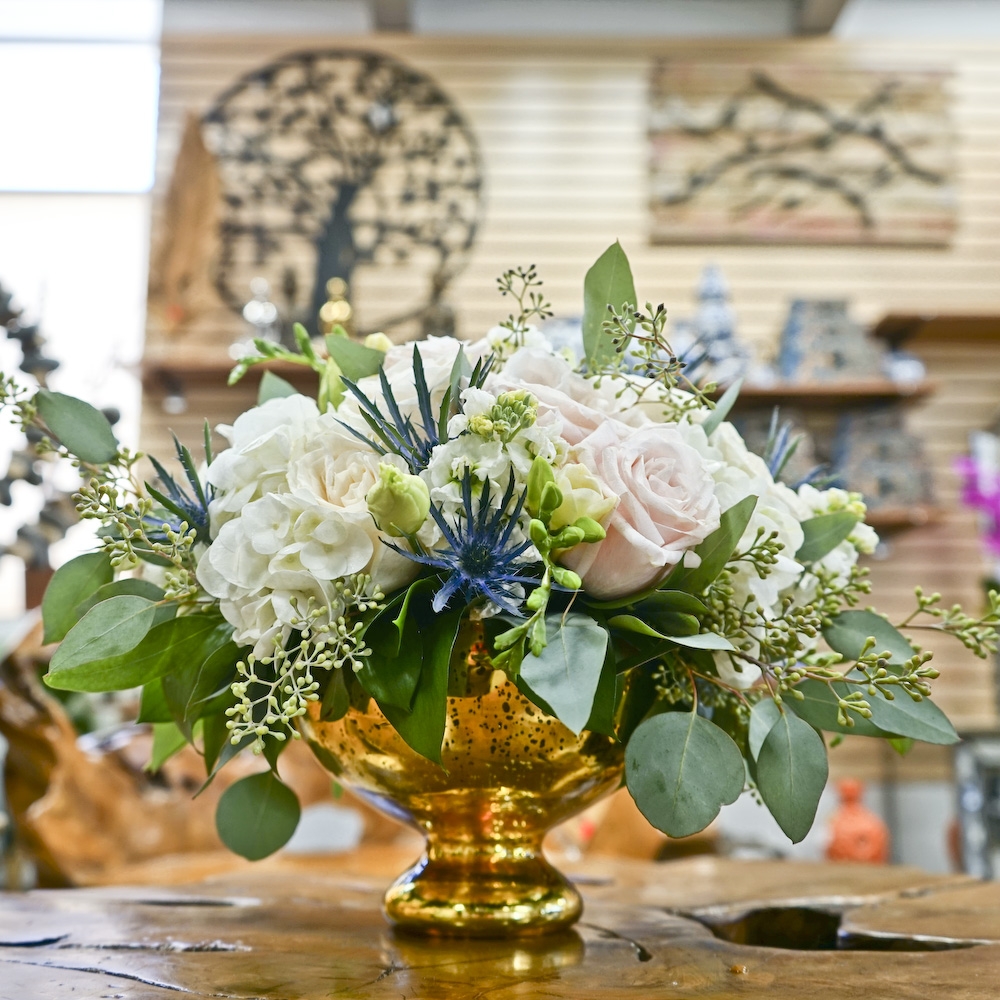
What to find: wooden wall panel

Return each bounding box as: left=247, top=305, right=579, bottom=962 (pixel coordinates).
left=144, top=35, right=1000, bottom=738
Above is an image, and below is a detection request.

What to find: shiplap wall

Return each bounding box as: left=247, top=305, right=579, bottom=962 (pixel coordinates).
left=146, top=35, right=1000, bottom=743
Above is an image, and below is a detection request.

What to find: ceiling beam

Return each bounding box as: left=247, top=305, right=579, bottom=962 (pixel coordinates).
left=372, top=0, right=411, bottom=32
left=795, top=0, right=850, bottom=35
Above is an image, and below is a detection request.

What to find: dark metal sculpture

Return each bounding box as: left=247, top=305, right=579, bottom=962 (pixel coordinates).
left=202, top=49, right=484, bottom=337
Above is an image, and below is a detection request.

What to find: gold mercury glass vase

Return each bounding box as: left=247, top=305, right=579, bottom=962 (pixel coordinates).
left=299, top=619, right=625, bottom=937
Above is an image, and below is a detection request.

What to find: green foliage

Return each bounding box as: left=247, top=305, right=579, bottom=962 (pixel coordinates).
left=162, top=640, right=241, bottom=736
left=378, top=606, right=464, bottom=764
left=324, top=334, right=386, bottom=381
left=47, top=612, right=231, bottom=694
left=215, top=771, right=301, bottom=861
left=519, top=613, right=609, bottom=735
left=34, top=388, right=119, bottom=464
left=625, top=711, right=745, bottom=838
left=786, top=679, right=892, bottom=738
left=701, top=379, right=743, bottom=438
left=748, top=698, right=782, bottom=760
left=666, top=496, right=758, bottom=595
left=796, top=512, right=859, bottom=564
left=41, top=551, right=114, bottom=644
left=583, top=241, right=636, bottom=368
left=47, top=595, right=158, bottom=682
left=257, top=370, right=297, bottom=402
left=360, top=583, right=430, bottom=711
left=147, top=721, right=189, bottom=773
left=823, top=610, right=916, bottom=666
left=755, top=711, right=828, bottom=843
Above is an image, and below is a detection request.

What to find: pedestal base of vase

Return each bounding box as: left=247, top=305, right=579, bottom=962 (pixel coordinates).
left=385, top=840, right=581, bottom=937
left=300, top=621, right=624, bottom=937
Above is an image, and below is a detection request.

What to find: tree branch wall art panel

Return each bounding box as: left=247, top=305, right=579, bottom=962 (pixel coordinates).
left=649, top=61, right=956, bottom=246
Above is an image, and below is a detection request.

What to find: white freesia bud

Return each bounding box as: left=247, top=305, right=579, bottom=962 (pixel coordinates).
left=363, top=332, right=393, bottom=353
left=550, top=463, right=617, bottom=531
left=366, top=463, right=431, bottom=536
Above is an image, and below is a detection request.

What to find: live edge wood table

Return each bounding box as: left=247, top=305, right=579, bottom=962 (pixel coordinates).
left=3, top=850, right=1000, bottom=999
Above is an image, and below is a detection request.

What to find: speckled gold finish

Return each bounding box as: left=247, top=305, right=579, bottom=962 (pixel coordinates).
left=300, top=620, right=624, bottom=936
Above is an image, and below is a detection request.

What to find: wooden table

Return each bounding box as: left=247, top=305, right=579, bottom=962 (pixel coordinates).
left=2, top=849, right=1000, bottom=998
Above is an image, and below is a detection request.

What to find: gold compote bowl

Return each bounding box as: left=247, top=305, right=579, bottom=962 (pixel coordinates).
left=300, top=620, right=624, bottom=937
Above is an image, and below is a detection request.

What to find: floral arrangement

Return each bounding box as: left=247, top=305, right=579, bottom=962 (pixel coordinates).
left=2, top=243, right=997, bottom=860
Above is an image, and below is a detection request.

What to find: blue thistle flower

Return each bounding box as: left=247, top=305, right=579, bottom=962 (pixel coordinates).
left=389, top=470, right=537, bottom=615
left=340, top=345, right=495, bottom=473
left=145, top=434, right=214, bottom=543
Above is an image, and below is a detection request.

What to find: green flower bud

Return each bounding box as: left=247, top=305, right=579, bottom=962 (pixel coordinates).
left=366, top=463, right=430, bottom=537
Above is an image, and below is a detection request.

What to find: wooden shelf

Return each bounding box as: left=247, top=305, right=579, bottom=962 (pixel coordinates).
left=141, top=346, right=318, bottom=390
left=865, top=504, right=941, bottom=531
left=725, top=378, right=935, bottom=407
left=872, top=312, right=1000, bottom=348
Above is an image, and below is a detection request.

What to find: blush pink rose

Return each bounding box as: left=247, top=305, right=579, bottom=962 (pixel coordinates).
left=488, top=349, right=651, bottom=445
left=560, top=420, right=721, bottom=600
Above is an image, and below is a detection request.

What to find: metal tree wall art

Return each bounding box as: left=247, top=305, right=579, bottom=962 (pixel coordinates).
left=649, top=61, right=955, bottom=245
left=201, top=49, right=484, bottom=337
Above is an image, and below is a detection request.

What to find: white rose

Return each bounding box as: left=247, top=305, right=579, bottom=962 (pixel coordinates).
left=560, top=420, right=720, bottom=600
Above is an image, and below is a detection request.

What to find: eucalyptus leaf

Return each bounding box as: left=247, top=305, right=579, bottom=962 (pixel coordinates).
left=863, top=687, right=958, bottom=745
left=48, top=596, right=157, bottom=680
left=796, top=512, right=859, bottom=564
left=748, top=698, right=782, bottom=761
left=583, top=241, right=636, bottom=368
left=35, top=388, right=118, bottom=464
left=519, top=613, right=609, bottom=735
left=257, top=370, right=297, bottom=403
left=756, top=711, right=829, bottom=844
left=701, top=378, right=743, bottom=438
left=667, top=632, right=735, bottom=651
left=215, top=771, right=301, bottom=861
left=786, top=679, right=895, bottom=738
left=822, top=610, right=916, bottom=665
left=667, top=496, right=758, bottom=596
left=324, top=335, right=386, bottom=381
left=41, top=551, right=113, bottom=644
left=625, top=711, right=745, bottom=838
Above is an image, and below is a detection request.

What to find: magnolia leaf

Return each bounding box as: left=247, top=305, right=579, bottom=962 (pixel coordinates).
left=519, top=613, right=609, bottom=735
left=35, top=389, right=118, bottom=464
left=756, top=711, right=829, bottom=844
left=583, top=241, right=636, bottom=368
left=379, top=607, right=463, bottom=764
left=822, top=610, right=916, bottom=666
left=635, top=591, right=707, bottom=616
left=41, top=551, right=113, bottom=644
left=216, top=771, right=301, bottom=861
left=320, top=669, right=350, bottom=722
left=748, top=698, right=782, bottom=761
left=584, top=647, right=619, bottom=736
left=257, top=370, right=297, bottom=403
left=137, top=678, right=173, bottom=724
left=796, top=512, right=859, bottom=564
left=162, top=640, right=241, bottom=732
left=147, top=721, right=189, bottom=773
left=668, top=496, right=758, bottom=595
left=702, top=378, right=743, bottom=438
left=360, top=584, right=430, bottom=711
left=625, top=711, right=745, bottom=838
left=325, top=335, right=386, bottom=381
left=47, top=596, right=157, bottom=680
left=201, top=711, right=231, bottom=774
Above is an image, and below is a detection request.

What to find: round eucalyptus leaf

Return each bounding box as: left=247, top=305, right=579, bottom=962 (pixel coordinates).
left=216, top=771, right=301, bottom=861
left=625, top=711, right=744, bottom=838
